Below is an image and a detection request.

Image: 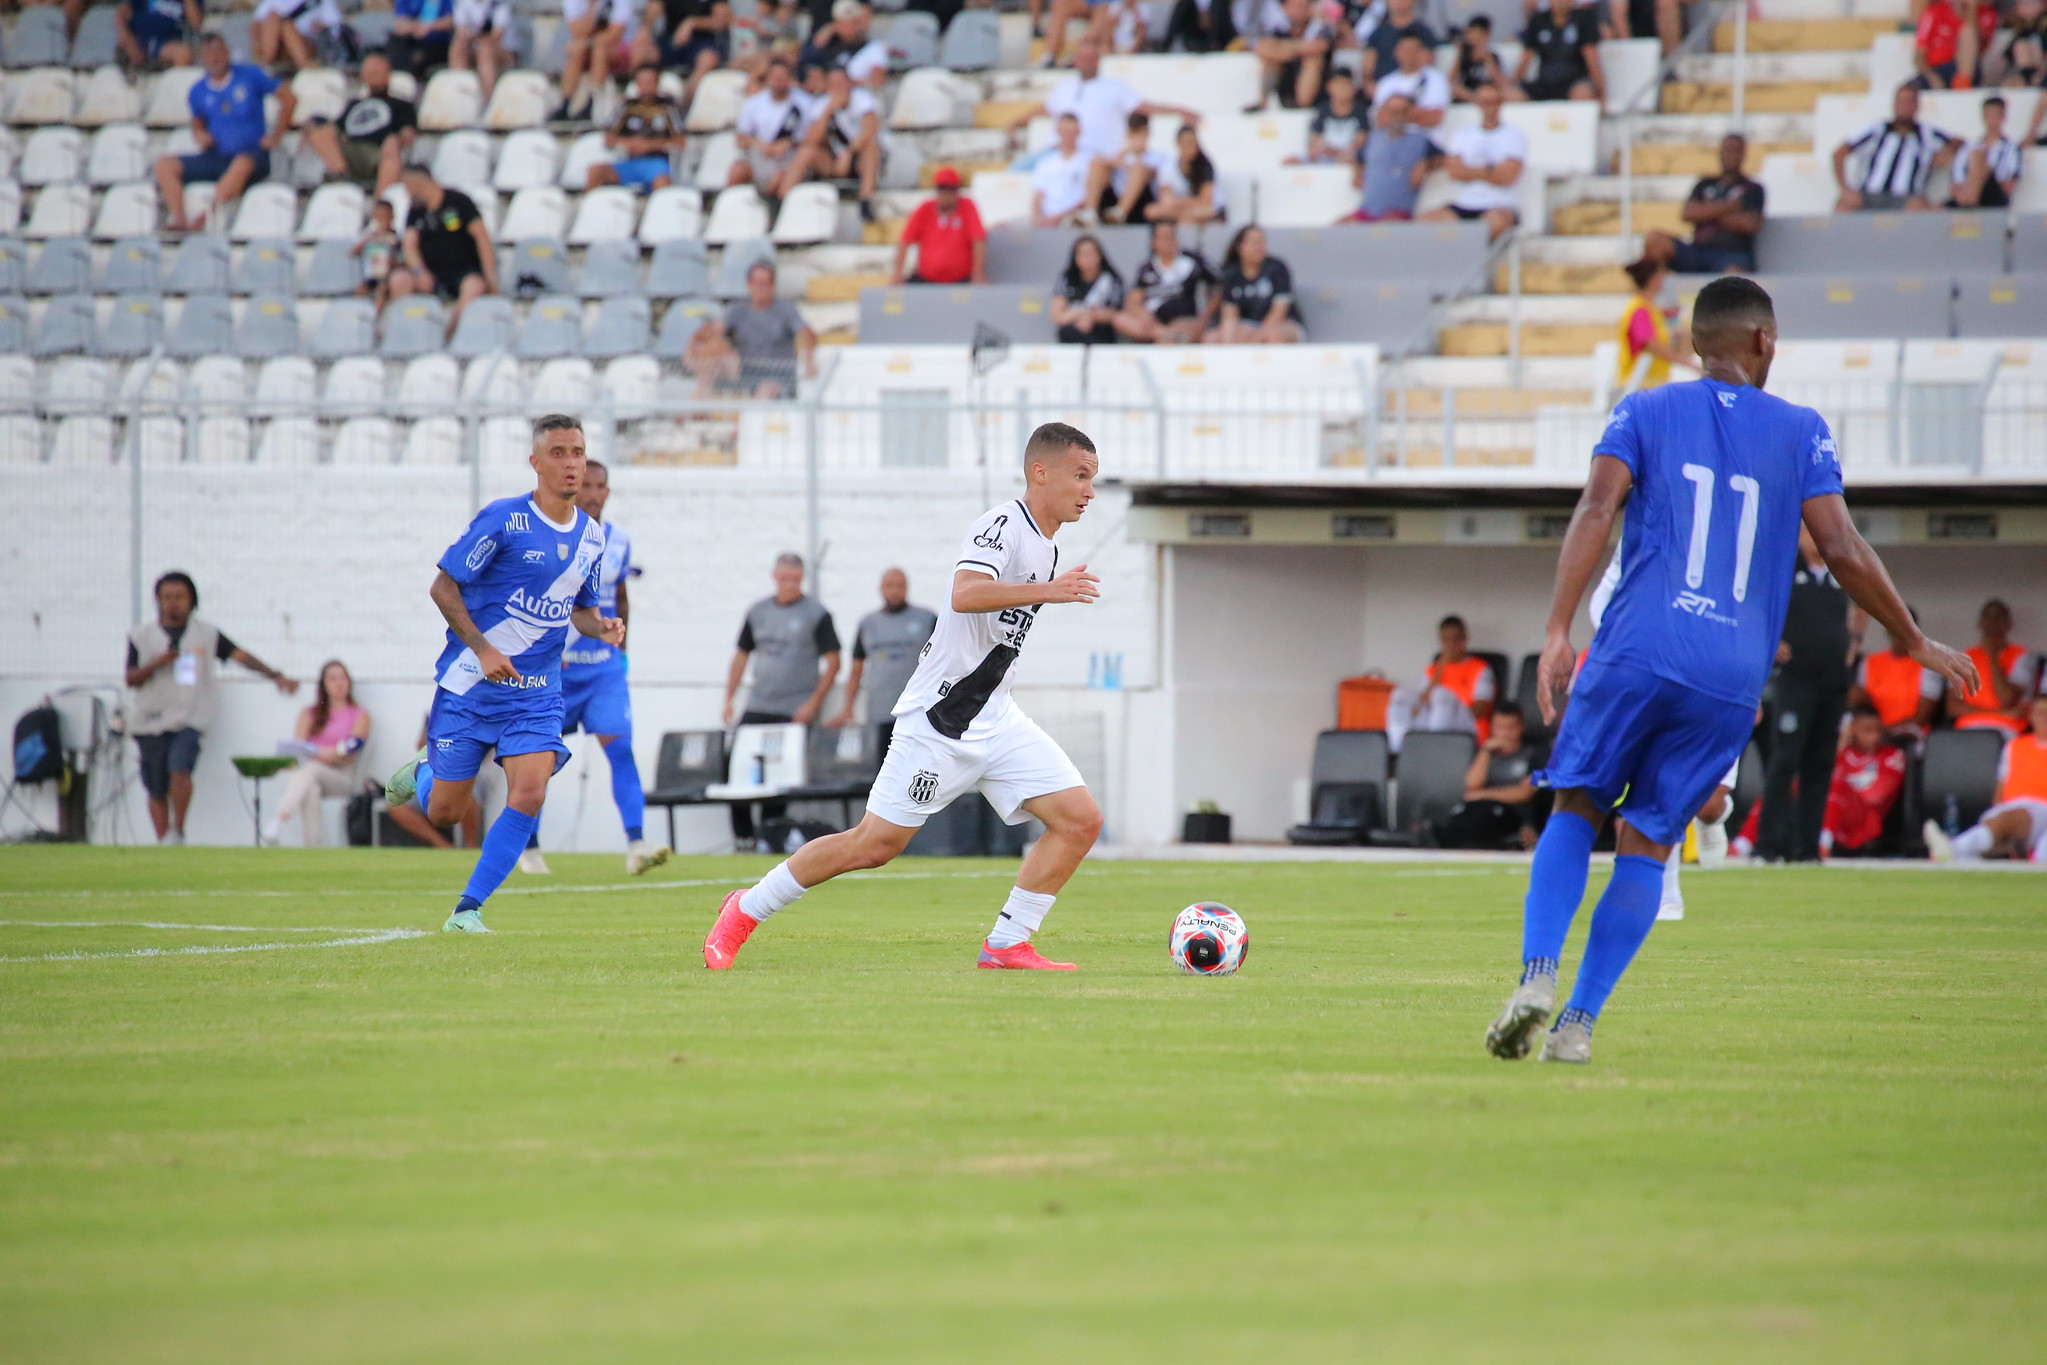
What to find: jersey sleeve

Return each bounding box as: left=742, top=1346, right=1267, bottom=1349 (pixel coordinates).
left=955, top=507, right=1015, bottom=579
left=576, top=556, right=600, bottom=611
left=737, top=615, right=756, bottom=651
left=1472, top=666, right=1496, bottom=702
left=814, top=612, right=840, bottom=654
left=437, top=505, right=504, bottom=585
left=852, top=625, right=868, bottom=661
left=1800, top=412, right=1845, bottom=501
left=1591, top=392, right=1644, bottom=476
left=213, top=631, right=238, bottom=663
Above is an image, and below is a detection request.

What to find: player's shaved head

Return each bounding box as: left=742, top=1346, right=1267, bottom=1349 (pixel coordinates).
left=1689, top=276, right=1777, bottom=387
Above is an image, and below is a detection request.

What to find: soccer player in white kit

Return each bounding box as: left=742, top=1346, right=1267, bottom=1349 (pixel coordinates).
left=704, top=423, right=1107, bottom=971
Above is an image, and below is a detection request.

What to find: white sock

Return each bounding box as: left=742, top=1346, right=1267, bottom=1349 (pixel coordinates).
left=738, top=860, right=807, bottom=921
left=1661, top=844, right=1683, bottom=907
left=1952, top=826, right=1994, bottom=862
left=986, top=887, right=1055, bottom=948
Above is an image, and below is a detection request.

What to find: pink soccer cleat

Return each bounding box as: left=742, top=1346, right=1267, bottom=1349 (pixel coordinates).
left=703, top=890, right=757, bottom=970
left=976, top=940, right=1077, bottom=971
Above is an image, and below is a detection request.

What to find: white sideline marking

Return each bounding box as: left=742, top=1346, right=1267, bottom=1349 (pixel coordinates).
left=0, top=921, right=430, bottom=963
left=0, top=868, right=1034, bottom=903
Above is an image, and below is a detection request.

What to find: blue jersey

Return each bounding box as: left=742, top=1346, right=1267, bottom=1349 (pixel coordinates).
left=563, top=521, right=632, bottom=674
left=433, top=495, right=605, bottom=698
left=1587, top=378, right=1843, bottom=709
left=188, top=64, right=278, bottom=158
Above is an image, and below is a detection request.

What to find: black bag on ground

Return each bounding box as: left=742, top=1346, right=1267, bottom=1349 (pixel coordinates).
left=12, top=704, right=64, bottom=784
left=346, top=785, right=377, bottom=846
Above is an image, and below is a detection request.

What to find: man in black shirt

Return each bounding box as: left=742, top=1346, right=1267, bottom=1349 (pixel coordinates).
left=1516, top=0, right=1604, bottom=102
left=1642, top=132, right=1765, bottom=274
left=631, top=0, right=729, bottom=91
left=391, top=164, right=498, bottom=333
left=1434, top=701, right=1550, bottom=848
left=302, top=52, right=417, bottom=195
left=1758, top=524, right=1860, bottom=862
left=1357, top=0, right=1437, bottom=85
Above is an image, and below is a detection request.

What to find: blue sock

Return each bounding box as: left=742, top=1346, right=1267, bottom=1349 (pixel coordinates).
left=1564, top=853, right=1665, bottom=1021
left=603, top=736, right=646, bottom=843
left=1521, top=810, right=1597, bottom=967
left=460, top=807, right=539, bottom=910
left=414, top=759, right=435, bottom=818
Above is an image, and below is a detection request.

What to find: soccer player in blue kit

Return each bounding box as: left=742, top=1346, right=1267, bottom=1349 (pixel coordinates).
left=384, top=415, right=623, bottom=934
left=1485, top=277, right=1978, bottom=1064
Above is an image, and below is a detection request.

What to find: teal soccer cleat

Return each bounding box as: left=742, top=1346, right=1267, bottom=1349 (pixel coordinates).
left=386, top=746, right=427, bottom=808
left=442, top=909, right=491, bottom=934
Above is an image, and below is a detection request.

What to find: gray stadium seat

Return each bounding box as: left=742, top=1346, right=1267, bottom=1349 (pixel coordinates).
left=96, top=293, right=166, bottom=357
left=508, top=238, right=571, bottom=295
left=1757, top=273, right=1954, bottom=340
left=70, top=4, right=121, bottom=67
left=214, top=11, right=253, bottom=62
left=643, top=729, right=727, bottom=845
left=581, top=294, right=649, bottom=358
left=653, top=296, right=720, bottom=358
left=1381, top=730, right=1476, bottom=842
left=26, top=235, right=90, bottom=294
left=983, top=225, right=1152, bottom=286
left=0, top=294, right=28, bottom=351
left=0, top=238, right=24, bottom=294
left=1755, top=212, right=2007, bottom=276
left=232, top=238, right=298, bottom=295
left=165, top=235, right=231, bottom=294
left=645, top=237, right=709, bottom=298
left=307, top=296, right=377, bottom=357
left=32, top=293, right=94, bottom=355
left=1921, top=728, right=2006, bottom=833
left=235, top=294, right=299, bottom=358
left=381, top=295, right=451, bottom=358
left=100, top=235, right=161, bottom=293
left=164, top=293, right=231, bottom=358
left=446, top=294, right=515, bottom=358
left=709, top=236, right=776, bottom=299
left=1295, top=279, right=1437, bottom=350
left=879, top=11, right=939, bottom=67
left=577, top=237, right=641, bottom=297
left=515, top=293, right=580, bottom=358
left=301, top=237, right=363, bottom=296
left=1952, top=274, right=2047, bottom=339
left=1261, top=221, right=1492, bottom=296
left=1285, top=729, right=1390, bottom=845
left=2012, top=214, right=2047, bottom=274
left=856, top=284, right=1059, bottom=345
left=940, top=9, right=1000, bottom=68
left=5, top=6, right=69, bottom=67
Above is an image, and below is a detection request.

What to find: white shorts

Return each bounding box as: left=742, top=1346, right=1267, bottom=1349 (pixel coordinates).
left=454, top=0, right=513, bottom=36
left=254, top=0, right=341, bottom=32
left=563, top=0, right=633, bottom=28
left=866, top=706, right=1085, bottom=829
left=1984, top=799, right=2047, bottom=858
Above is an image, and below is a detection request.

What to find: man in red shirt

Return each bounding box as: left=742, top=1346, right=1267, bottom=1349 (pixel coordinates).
left=891, top=167, right=988, bottom=286
left=1913, top=0, right=1990, bottom=88
left=1821, top=704, right=1907, bottom=856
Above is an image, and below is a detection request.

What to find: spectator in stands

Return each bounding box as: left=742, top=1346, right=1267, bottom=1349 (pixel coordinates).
left=1301, top=68, right=1367, bottom=166
left=302, top=52, right=416, bottom=197
left=588, top=62, right=686, bottom=192
left=1926, top=695, right=2047, bottom=862
left=1388, top=614, right=1495, bottom=752
left=1094, top=111, right=1172, bottom=223
left=390, top=0, right=459, bottom=79
left=352, top=197, right=400, bottom=306
left=1950, top=598, right=2037, bottom=737
left=1758, top=525, right=1858, bottom=863
left=1371, top=33, right=1450, bottom=128
left=390, top=164, right=498, bottom=334
left=1005, top=35, right=1202, bottom=173
left=1032, top=113, right=1094, bottom=226
left=1208, top=224, right=1300, bottom=342
left=262, top=659, right=372, bottom=848
left=790, top=64, right=883, bottom=218
left=732, top=57, right=810, bottom=201
left=1247, top=0, right=1336, bottom=113
left=1434, top=701, right=1548, bottom=848
left=1911, top=0, right=1989, bottom=89
left=892, top=167, right=987, bottom=284
left=633, top=0, right=731, bottom=99
left=1122, top=220, right=1217, bottom=342
left=1148, top=123, right=1225, bottom=223
left=552, top=0, right=633, bottom=122
left=1614, top=258, right=1689, bottom=392
left=1516, top=0, right=1604, bottom=102
left=1450, top=14, right=1507, bottom=104
left=1106, top=0, right=1150, bottom=53
left=154, top=34, right=294, bottom=234
left=829, top=568, right=937, bottom=742
left=124, top=571, right=300, bottom=847
left=1640, top=132, right=1764, bottom=275
left=1951, top=95, right=2023, bottom=207
left=1051, top=235, right=1134, bottom=343
left=802, top=0, right=890, bottom=95
left=1163, top=0, right=1236, bottom=53
left=253, top=0, right=345, bottom=70
left=1423, top=82, right=1524, bottom=241
left=2002, top=0, right=2047, bottom=87
left=451, top=0, right=518, bottom=102
left=721, top=552, right=840, bottom=849
left=116, top=0, right=199, bottom=69
left=1848, top=608, right=1945, bottom=744
left=1357, top=0, right=1438, bottom=87
left=1818, top=704, right=1908, bottom=857
left=1616, top=0, right=1685, bottom=58
left=685, top=261, right=818, bottom=398
left=1834, top=84, right=1961, bottom=211
left=739, top=0, right=803, bottom=71
left=1347, top=93, right=1441, bottom=221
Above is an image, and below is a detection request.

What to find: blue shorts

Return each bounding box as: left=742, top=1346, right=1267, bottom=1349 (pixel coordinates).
left=1541, top=657, right=1756, bottom=846
left=562, top=660, right=632, bottom=737
left=179, top=148, right=271, bottom=185
left=135, top=727, right=202, bottom=799
left=426, top=683, right=570, bottom=784
left=612, top=155, right=671, bottom=190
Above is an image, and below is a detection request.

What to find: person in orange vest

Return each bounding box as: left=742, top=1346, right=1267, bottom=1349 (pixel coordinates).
left=1926, top=695, right=2047, bottom=862
left=1848, top=607, right=1945, bottom=745
left=1819, top=704, right=1908, bottom=857
left=1948, top=598, right=2037, bottom=738
left=1392, top=614, right=1496, bottom=749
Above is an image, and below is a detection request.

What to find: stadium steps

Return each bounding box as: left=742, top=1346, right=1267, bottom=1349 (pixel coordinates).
left=1620, top=140, right=1809, bottom=176
left=1387, top=386, right=1594, bottom=418
left=805, top=271, right=892, bottom=303
left=973, top=100, right=1042, bottom=131
left=1438, top=321, right=1611, bottom=358
left=1712, top=18, right=1898, bottom=52
left=1661, top=78, right=1869, bottom=114
left=1672, top=51, right=1871, bottom=83
left=1551, top=200, right=1688, bottom=235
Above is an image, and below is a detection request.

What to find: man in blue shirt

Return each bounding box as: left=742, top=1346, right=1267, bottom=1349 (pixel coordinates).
left=1484, top=277, right=1977, bottom=1064
left=384, top=415, right=623, bottom=934
left=152, top=33, right=294, bottom=232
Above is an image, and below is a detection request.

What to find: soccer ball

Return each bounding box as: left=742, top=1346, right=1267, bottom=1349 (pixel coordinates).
left=1169, top=903, right=1248, bottom=976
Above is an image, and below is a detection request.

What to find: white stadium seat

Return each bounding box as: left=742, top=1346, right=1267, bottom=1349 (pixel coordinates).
left=8, top=67, right=79, bottom=124
left=85, top=122, right=147, bottom=184
left=478, top=415, right=529, bottom=464
left=703, top=184, right=770, bottom=245
left=602, top=353, right=659, bottom=409
left=323, top=355, right=388, bottom=410
left=0, top=126, right=17, bottom=178
left=193, top=415, right=251, bottom=462
left=500, top=184, right=570, bottom=241
left=180, top=181, right=215, bottom=229
left=0, top=415, right=41, bottom=463
left=1598, top=38, right=1659, bottom=116
left=557, top=130, right=610, bottom=190
left=90, top=180, right=155, bottom=239
left=483, top=70, right=553, bottom=130
left=494, top=127, right=560, bottom=191
left=533, top=356, right=595, bottom=408
left=24, top=182, right=91, bottom=238
left=298, top=180, right=366, bottom=240
left=76, top=65, right=143, bottom=126
left=567, top=184, right=639, bottom=243
left=252, top=355, right=317, bottom=413
left=404, top=416, right=465, bottom=465
left=637, top=184, right=703, bottom=243
left=967, top=170, right=1031, bottom=229
left=118, top=355, right=183, bottom=401
left=1101, top=53, right=1259, bottom=121
left=187, top=355, right=248, bottom=403
left=460, top=355, right=524, bottom=405
left=398, top=353, right=460, bottom=408
left=1759, top=153, right=1833, bottom=218
left=20, top=126, right=86, bottom=185
left=255, top=417, right=319, bottom=465
left=50, top=416, right=116, bottom=465
left=142, top=67, right=203, bottom=127
left=290, top=68, right=350, bottom=126
left=887, top=67, right=975, bottom=130
left=770, top=182, right=838, bottom=244
left=331, top=416, right=398, bottom=464
left=684, top=70, right=748, bottom=133
left=431, top=129, right=496, bottom=189
left=0, top=182, right=20, bottom=235
left=229, top=182, right=299, bottom=241
left=691, top=131, right=738, bottom=191
left=0, top=354, right=37, bottom=408
left=419, top=70, right=484, bottom=131
left=46, top=357, right=114, bottom=408
left=1254, top=164, right=1353, bottom=228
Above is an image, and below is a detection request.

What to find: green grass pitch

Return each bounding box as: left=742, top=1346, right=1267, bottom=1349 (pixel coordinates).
left=1, top=845, right=2042, bottom=1364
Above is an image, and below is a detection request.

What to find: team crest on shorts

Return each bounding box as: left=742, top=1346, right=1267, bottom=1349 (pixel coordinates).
left=908, top=769, right=940, bottom=804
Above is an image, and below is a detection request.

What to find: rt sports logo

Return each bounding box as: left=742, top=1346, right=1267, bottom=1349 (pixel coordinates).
left=1673, top=591, right=1738, bottom=626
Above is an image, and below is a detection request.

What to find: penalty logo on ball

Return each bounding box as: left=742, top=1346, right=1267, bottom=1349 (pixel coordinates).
left=1169, top=902, right=1248, bottom=976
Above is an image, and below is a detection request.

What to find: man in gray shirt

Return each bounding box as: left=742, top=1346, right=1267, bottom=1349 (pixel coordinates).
left=829, top=567, right=937, bottom=744
left=683, top=260, right=819, bottom=400
left=1349, top=94, right=1441, bottom=221
left=723, top=551, right=841, bottom=844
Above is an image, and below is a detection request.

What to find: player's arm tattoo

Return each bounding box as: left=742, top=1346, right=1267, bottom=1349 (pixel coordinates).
left=429, top=569, right=496, bottom=657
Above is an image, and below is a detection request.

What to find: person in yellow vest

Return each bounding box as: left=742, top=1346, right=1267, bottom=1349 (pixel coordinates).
left=123, top=571, right=300, bottom=845
left=1926, top=695, right=2047, bottom=862
left=1614, top=257, right=1690, bottom=395
left=1390, top=614, right=1496, bottom=750
left=1848, top=608, right=1945, bottom=745
left=1948, top=598, right=2036, bottom=737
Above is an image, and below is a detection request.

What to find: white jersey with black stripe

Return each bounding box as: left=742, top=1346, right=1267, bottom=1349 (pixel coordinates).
left=892, top=501, right=1060, bottom=741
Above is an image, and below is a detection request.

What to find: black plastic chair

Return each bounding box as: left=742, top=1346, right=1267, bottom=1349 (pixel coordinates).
left=1921, top=728, right=2006, bottom=834
left=1287, top=729, right=1390, bottom=846
left=644, top=729, right=727, bottom=847
left=1371, top=730, right=1477, bottom=846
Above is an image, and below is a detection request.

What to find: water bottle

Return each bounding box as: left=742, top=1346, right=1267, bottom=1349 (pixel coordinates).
left=1942, top=794, right=1960, bottom=837
left=1087, top=652, right=1101, bottom=689
left=752, top=754, right=766, bottom=786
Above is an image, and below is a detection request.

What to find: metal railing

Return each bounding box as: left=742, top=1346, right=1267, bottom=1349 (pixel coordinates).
left=1617, top=0, right=1742, bottom=243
